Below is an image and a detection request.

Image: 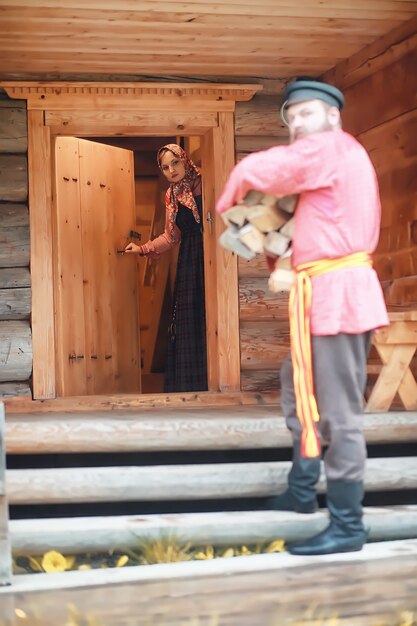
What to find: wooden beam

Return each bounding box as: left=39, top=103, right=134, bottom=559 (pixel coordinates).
left=27, top=110, right=55, bottom=399
left=0, top=404, right=11, bottom=586
left=239, top=277, right=288, bottom=321
left=0, top=101, right=27, bottom=153
left=4, top=409, right=417, bottom=455
left=211, top=112, right=241, bottom=391
left=1, top=82, right=261, bottom=109
left=0, top=155, right=27, bottom=202
left=9, top=505, right=417, bottom=556
left=6, top=457, right=417, bottom=505
left=0, top=204, right=30, bottom=269
left=0, top=267, right=30, bottom=289
left=0, top=321, right=32, bottom=382
left=0, top=383, right=31, bottom=398
left=323, top=15, right=417, bottom=89
left=3, top=391, right=280, bottom=413
left=45, top=109, right=219, bottom=137
left=201, top=128, right=220, bottom=390
left=0, top=288, right=30, bottom=320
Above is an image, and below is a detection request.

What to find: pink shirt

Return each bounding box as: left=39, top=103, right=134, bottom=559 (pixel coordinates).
left=216, top=129, right=389, bottom=335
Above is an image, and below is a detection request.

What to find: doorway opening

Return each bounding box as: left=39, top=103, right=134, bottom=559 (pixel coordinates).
left=53, top=134, right=205, bottom=396
left=1, top=81, right=257, bottom=400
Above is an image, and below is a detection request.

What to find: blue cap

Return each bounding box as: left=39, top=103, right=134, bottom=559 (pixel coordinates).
left=280, top=79, right=344, bottom=124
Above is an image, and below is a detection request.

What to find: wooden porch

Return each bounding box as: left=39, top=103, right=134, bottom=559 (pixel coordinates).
left=1, top=399, right=417, bottom=624
left=1, top=401, right=417, bottom=564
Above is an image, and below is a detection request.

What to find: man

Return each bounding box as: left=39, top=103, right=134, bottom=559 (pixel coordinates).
left=216, top=79, right=389, bottom=556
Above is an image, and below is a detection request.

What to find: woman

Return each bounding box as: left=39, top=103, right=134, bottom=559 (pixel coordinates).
left=125, top=144, right=208, bottom=392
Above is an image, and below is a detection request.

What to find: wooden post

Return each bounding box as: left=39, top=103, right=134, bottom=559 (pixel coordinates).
left=0, top=403, right=12, bottom=585
left=212, top=112, right=241, bottom=391
left=27, top=110, right=56, bottom=399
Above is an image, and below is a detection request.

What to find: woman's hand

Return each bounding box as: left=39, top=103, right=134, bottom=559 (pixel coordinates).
left=124, top=242, right=143, bottom=255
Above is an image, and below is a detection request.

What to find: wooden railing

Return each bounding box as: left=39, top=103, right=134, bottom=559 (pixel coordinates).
left=0, top=403, right=11, bottom=585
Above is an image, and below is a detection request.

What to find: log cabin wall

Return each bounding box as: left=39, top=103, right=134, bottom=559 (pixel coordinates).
left=235, top=95, right=290, bottom=393
left=323, top=19, right=417, bottom=310
left=0, top=93, right=32, bottom=398
left=236, top=17, right=417, bottom=393
left=323, top=19, right=417, bottom=385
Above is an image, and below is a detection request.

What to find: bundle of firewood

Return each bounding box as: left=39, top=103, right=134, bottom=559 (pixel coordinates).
left=219, top=190, right=297, bottom=292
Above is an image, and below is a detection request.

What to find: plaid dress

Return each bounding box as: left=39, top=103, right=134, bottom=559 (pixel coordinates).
left=164, top=195, right=208, bottom=392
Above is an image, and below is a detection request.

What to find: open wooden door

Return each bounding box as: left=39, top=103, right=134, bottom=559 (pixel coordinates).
left=53, top=137, right=141, bottom=396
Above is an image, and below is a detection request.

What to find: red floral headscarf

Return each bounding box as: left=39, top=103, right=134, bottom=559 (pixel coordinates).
left=157, top=144, right=201, bottom=242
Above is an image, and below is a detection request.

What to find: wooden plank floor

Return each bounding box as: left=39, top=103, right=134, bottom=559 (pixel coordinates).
left=1, top=539, right=417, bottom=626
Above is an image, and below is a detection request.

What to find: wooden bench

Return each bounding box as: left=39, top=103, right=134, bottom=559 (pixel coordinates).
left=366, top=311, right=417, bottom=413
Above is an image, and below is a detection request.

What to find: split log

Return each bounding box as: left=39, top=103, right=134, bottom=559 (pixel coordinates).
left=0, top=383, right=31, bottom=398
left=0, top=404, right=11, bottom=585
left=9, top=506, right=417, bottom=555
left=0, top=267, right=30, bottom=289
left=235, top=95, right=287, bottom=138
left=0, top=287, right=31, bottom=320
left=0, top=204, right=30, bottom=268
left=240, top=369, right=279, bottom=392
left=238, top=255, right=270, bottom=279
left=0, top=321, right=32, bottom=382
left=239, top=277, right=289, bottom=321
left=6, top=457, right=417, bottom=505
left=240, top=320, right=290, bottom=370
left=0, top=155, right=27, bottom=202
left=4, top=409, right=417, bottom=455
left=0, top=102, right=27, bottom=153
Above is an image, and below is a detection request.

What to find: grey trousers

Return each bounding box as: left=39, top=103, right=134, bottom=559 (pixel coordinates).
left=281, top=332, right=372, bottom=482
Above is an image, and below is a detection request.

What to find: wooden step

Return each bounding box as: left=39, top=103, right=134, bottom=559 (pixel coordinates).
left=5, top=408, right=417, bottom=454
left=9, top=506, right=417, bottom=555
left=6, top=457, right=417, bottom=505
left=2, top=538, right=417, bottom=621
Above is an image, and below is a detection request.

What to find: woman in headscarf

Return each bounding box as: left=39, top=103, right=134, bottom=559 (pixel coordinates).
left=125, top=144, right=208, bottom=392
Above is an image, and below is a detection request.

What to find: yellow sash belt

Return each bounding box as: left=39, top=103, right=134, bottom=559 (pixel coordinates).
left=289, top=251, right=372, bottom=458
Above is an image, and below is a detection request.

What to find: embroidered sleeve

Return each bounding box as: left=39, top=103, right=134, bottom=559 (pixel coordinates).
left=140, top=211, right=181, bottom=258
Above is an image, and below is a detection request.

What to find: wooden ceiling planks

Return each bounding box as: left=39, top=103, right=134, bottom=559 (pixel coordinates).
left=0, top=1, right=416, bottom=79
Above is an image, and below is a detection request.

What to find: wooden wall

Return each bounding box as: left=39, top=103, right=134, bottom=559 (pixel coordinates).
left=0, top=95, right=32, bottom=398
left=235, top=97, right=290, bottom=392
left=1, top=15, right=415, bottom=400
left=236, top=17, right=417, bottom=393
left=324, top=18, right=417, bottom=310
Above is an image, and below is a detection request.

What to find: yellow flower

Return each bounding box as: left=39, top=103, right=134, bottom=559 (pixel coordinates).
left=264, top=539, right=286, bottom=553
left=116, top=555, right=129, bottom=567
left=194, top=546, right=214, bottom=560
left=398, top=612, right=415, bottom=626
left=221, top=548, right=234, bottom=558
left=41, top=551, right=71, bottom=573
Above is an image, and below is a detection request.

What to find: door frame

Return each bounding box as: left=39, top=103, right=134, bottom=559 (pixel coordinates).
left=2, top=81, right=261, bottom=399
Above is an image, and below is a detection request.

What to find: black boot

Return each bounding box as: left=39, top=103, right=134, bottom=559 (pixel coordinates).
left=267, top=440, right=320, bottom=514
left=287, top=480, right=368, bottom=555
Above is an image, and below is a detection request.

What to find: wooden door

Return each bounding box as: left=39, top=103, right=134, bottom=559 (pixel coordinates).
left=53, top=137, right=141, bottom=396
